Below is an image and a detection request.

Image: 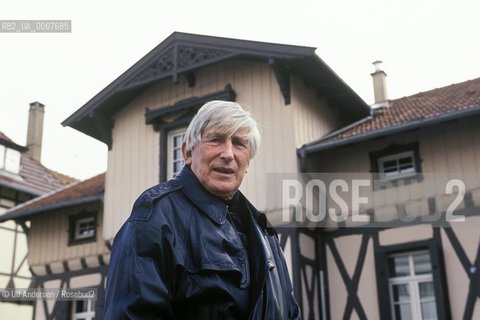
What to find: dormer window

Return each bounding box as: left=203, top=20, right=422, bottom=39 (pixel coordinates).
left=369, top=142, right=422, bottom=187
left=378, top=151, right=416, bottom=181
left=0, top=145, right=21, bottom=174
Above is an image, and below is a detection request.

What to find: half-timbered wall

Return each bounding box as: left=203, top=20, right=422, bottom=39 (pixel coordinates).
left=32, top=266, right=107, bottom=320
left=104, top=58, right=341, bottom=242
left=326, top=231, right=381, bottom=319
left=0, top=220, right=32, bottom=319
left=440, top=216, right=480, bottom=319
left=304, top=116, right=480, bottom=319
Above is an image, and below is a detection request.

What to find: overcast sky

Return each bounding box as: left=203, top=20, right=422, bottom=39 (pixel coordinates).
left=1, top=0, right=479, bottom=180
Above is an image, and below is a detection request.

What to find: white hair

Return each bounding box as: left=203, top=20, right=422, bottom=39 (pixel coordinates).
left=184, top=100, right=260, bottom=159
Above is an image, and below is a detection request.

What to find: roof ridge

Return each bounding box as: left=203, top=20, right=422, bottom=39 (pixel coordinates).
left=391, top=76, right=480, bottom=102
left=21, top=152, right=78, bottom=186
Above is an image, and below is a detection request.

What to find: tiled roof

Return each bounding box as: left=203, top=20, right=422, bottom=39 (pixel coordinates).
left=45, top=167, right=78, bottom=186
left=0, top=173, right=104, bottom=222
left=0, top=131, right=77, bottom=195
left=302, top=76, right=480, bottom=152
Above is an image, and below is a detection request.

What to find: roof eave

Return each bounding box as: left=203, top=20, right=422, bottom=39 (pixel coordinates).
left=298, top=104, right=480, bottom=158
left=61, top=32, right=330, bottom=144
left=0, top=194, right=103, bottom=223
left=310, top=55, right=370, bottom=117
left=62, top=32, right=316, bottom=127
left=0, top=180, right=44, bottom=197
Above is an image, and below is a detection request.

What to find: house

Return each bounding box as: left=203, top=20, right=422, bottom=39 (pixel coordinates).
left=1, top=32, right=369, bottom=319
left=3, top=32, right=479, bottom=320
left=297, top=68, right=480, bottom=319
left=0, top=102, right=76, bottom=319
left=0, top=173, right=106, bottom=320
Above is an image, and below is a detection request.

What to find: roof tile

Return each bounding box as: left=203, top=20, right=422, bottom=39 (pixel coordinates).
left=321, top=77, right=480, bottom=143
left=0, top=132, right=77, bottom=195
left=0, top=173, right=104, bottom=220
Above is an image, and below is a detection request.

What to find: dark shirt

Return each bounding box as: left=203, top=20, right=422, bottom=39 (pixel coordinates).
left=224, top=192, right=253, bottom=316
left=225, top=192, right=249, bottom=250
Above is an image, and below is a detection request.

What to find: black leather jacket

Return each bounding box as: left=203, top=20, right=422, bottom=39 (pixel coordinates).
left=105, top=166, right=301, bottom=319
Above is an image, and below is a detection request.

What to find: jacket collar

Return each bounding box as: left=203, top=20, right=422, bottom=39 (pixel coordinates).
left=173, top=166, right=269, bottom=233
left=173, top=166, right=229, bottom=224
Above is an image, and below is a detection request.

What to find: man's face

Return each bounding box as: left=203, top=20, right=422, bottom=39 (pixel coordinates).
left=183, top=128, right=251, bottom=199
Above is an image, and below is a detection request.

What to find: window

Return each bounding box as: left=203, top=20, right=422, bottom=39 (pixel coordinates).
left=74, top=217, right=95, bottom=240
left=0, top=145, right=4, bottom=169
left=69, top=211, right=97, bottom=245
left=0, top=145, right=21, bottom=174
left=167, top=128, right=186, bottom=179
left=71, top=298, right=95, bottom=320
left=145, top=84, right=236, bottom=182
left=369, top=142, right=422, bottom=187
left=388, top=252, right=438, bottom=320
left=378, top=151, right=416, bottom=181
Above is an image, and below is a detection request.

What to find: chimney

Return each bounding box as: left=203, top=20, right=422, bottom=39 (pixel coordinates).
left=371, top=60, right=388, bottom=106
left=26, top=101, right=45, bottom=162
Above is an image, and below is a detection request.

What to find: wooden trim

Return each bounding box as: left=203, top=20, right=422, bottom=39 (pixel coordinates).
left=269, top=58, right=291, bottom=105
left=34, top=266, right=108, bottom=320
left=316, top=230, right=330, bottom=320
left=432, top=228, right=452, bottom=319
left=97, top=254, right=106, bottom=266
left=327, top=233, right=369, bottom=319
left=443, top=223, right=480, bottom=320
left=80, top=257, right=88, bottom=269
left=145, top=84, right=236, bottom=125
left=159, top=127, right=168, bottom=182
left=62, top=261, right=70, bottom=272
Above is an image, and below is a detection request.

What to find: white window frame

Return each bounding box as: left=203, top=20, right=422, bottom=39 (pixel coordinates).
left=0, top=145, right=5, bottom=169
left=167, top=128, right=186, bottom=180
left=378, top=150, right=416, bottom=181
left=71, top=298, right=95, bottom=320
left=388, top=251, right=437, bottom=320
left=74, top=216, right=95, bottom=240
left=0, top=145, right=21, bottom=174
left=5, top=147, right=21, bottom=174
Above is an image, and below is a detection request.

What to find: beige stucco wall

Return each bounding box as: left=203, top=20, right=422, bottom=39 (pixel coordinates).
left=28, top=203, right=108, bottom=267
left=103, top=59, right=341, bottom=241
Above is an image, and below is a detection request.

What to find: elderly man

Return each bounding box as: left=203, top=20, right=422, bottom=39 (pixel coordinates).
left=105, top=100, right=301, bottom=319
